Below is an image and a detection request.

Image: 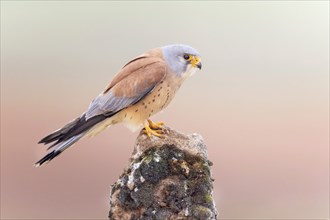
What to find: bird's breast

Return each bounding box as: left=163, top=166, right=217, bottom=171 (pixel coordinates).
left=118, top=74, right=183, bottom=131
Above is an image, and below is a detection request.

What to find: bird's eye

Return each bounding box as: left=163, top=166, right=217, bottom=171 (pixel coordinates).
left=183, top=54, right=190, bottom=60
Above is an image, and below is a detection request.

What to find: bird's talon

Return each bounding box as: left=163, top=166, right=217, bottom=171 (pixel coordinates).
left=143, top=126, right=164, bottom=138
left=144, top=119, right=166, bottom=138
left=147, top=119, right=164, bottom=130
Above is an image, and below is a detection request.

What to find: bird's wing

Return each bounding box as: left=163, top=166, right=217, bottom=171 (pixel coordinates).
left=85, top=56, right=167, bottom=120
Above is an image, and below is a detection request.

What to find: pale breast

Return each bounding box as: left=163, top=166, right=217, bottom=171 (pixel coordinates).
left=118, top=74, right=184, bottom=131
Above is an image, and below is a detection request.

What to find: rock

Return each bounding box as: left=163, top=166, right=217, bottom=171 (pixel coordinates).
left=108, top=126, right=218, bottom=220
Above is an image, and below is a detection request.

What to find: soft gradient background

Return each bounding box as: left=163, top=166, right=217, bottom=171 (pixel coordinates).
left=1, top=1, right=329, bottom=219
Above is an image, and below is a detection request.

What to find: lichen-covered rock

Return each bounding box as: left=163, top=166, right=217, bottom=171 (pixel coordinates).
left=109, top=127, right=218, bottom=220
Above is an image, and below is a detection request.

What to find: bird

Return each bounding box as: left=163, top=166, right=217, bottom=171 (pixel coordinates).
left=35, top=44, right=202, bottom=167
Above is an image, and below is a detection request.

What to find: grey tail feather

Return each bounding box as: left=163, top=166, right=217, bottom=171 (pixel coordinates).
left=36, top=112, right=116, bottom=166
left=38, top=117, right=81, bottom=146
left=35, top=133, right=85, bottom=167
left=38, top=113, right=111, bottom=149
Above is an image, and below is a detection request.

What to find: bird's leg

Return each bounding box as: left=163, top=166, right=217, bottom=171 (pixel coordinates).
left=147, top=119, right=164, bottom=130
left=143, top=119, right=165, bottom=138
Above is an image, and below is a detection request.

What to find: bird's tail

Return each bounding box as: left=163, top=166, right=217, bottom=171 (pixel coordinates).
left=35, top=133, right=85, bottom=167
left=35, top=114, right=109, bottom=167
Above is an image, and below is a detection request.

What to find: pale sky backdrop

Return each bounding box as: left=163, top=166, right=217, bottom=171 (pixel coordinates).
left=1, top=1, right=329, bottom=219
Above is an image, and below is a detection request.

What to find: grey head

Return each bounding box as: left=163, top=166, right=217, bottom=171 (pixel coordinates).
left=162, top=44, right=202, bottom=75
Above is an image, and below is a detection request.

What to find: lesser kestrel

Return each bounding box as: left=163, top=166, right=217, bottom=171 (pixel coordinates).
left=36, top=44, right=202, bottom=166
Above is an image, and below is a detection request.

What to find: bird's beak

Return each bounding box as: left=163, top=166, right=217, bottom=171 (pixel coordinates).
left=191, top=56, right=202, bottom=70
left=196, top=61, right=202, bottom=70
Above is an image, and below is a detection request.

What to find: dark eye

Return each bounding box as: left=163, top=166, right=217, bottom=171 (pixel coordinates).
left=183, top=54, right=190, bottom=60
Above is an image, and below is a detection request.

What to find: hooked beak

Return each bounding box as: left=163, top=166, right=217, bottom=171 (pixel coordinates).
left=196, top=61, right=202, bottom=70
left=191, top=56, right=202, bottom=70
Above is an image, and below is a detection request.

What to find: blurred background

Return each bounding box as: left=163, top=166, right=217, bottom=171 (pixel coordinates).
left=1, top=1, right=329, bottom=219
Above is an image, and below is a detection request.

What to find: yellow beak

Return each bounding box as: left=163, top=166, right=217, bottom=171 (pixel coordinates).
left=191, top=56, right=202, bottom=69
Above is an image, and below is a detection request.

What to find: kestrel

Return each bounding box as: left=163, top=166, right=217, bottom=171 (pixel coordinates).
left=35, top=44, right=202, bottom=166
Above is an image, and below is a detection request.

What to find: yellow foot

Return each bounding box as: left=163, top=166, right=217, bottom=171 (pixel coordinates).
left=143, top=119, right=165, bottom=138
left=147, top=119, right=164, bottom=130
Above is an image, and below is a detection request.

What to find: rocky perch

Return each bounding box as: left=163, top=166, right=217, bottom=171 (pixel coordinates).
left=109, top=127, right=218, bottom=220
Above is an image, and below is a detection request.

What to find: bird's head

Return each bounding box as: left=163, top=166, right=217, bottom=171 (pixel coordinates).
left=162, top=44, right=202, bottom=78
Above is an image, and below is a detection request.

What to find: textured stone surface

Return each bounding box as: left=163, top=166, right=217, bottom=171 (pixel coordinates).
left=109, top=127, right=218, bottom=220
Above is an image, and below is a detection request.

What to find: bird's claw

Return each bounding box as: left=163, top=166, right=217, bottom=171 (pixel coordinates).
left=147, top=119, right=164, bottom=130
left=143, top=119, right=165, bottom=138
